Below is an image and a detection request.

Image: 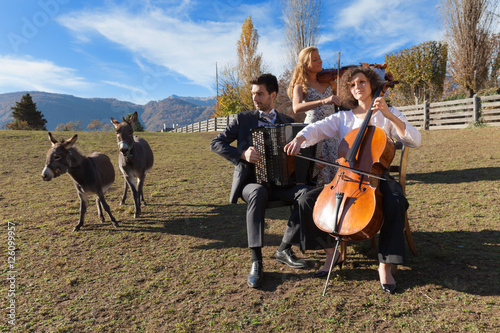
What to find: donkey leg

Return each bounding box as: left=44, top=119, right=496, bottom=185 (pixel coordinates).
left=96, top=197, right=105, bottom=223
left=74, top=192, right=89, bottom=232
left=120, top=179, right=129, bottom=205
left=137, top=174, right=147, bottom=206
left=98, top=192, right=118, bottom=228
left=125, top=176, right=141, bottom=218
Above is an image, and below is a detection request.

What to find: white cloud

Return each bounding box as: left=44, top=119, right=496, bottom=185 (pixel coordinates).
left=0, top=55, right=88, bottom=93
left=320, top=0, right=443, bottom=63
left=57, top=3, right=285, bottom=92
left=336, top=0, right=398, bottom=30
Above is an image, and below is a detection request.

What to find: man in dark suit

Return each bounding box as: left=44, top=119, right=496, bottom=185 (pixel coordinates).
left=210, top=73, right=312, bottom=288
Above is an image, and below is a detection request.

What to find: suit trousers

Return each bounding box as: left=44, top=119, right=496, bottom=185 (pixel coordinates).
left=241, top=183, right=310, bottom=248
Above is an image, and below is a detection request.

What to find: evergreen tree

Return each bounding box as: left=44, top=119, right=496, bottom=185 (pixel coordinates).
left=8, top=93, right=47, bottom=130
left=125, top=113, right=144, bottom=132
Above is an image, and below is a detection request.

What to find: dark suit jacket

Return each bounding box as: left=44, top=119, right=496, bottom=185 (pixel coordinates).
left=210, top=110, right=295, bottom=203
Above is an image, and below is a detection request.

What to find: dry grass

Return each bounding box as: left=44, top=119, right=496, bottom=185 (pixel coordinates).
left=0, top=128, right=499, bottom=332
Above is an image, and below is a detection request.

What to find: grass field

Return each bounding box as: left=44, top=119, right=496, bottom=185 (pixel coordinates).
left=0, top=127, right=499, bottom=332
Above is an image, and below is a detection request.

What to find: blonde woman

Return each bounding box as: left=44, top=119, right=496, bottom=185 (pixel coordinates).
left=288, top=47, right=343, bottom=277
left=288, top=47, right=341, bottom=186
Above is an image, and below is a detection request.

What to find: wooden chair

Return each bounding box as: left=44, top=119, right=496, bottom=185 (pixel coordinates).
left=340, top=141, right=418, bottom=262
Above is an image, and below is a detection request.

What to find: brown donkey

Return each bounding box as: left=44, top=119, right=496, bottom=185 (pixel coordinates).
left=41, top=132, right=118, bottom=231
left=111, top=112, right=154, bottom=218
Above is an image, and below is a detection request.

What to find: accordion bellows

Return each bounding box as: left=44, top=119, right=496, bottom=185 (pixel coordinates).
left=251, top=124, right=316, bottom=187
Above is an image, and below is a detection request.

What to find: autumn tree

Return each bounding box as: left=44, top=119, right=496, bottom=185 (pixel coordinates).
left=213, top=82, right=245, bottom=117
left=282, top=0, right=322, bottom=70
left=237, top=16, right=264, bottom=110
left=440, top=0, right=498, bottom=97
left=214, top=16, right=265, bottom=116
left=386, top=41, right=448, bottom=105
left=87, top=119, right=103, bottom=131
left=55, top=120, right=82, bottom=131
left=5, top=93, right=47, bottom=130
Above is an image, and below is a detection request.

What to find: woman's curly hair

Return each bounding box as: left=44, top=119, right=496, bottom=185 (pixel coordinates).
left=339, top=66, right=385, bottom=110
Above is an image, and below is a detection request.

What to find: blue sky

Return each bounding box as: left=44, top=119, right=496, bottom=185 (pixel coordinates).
left=0, top=0, right=480, bottom=105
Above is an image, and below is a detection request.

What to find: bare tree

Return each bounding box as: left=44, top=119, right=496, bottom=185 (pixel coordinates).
left=490, top=33, right=500, bottom=87
left=282, top=0, right=322, bottom=71
left=440, top=0, right=498, bottom=97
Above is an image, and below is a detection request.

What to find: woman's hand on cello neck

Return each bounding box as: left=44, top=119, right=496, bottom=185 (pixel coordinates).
left=372, top=97, right=407, bottom=137
left=372, top=97, right=393, bottom=120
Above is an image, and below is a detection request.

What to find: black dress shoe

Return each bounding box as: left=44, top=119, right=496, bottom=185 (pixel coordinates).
left=313, top=258, right=343, bottom=278
left=275, top=248, right=306, bottom=269
left=247, top=261, right=263, bottom=288
left=380, top=283, right=396, bottom=294
left=313, top=270, right=329, bottom=278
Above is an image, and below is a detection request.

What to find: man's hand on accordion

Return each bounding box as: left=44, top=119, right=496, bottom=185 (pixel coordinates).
left=284, top=135, right=306, bottom=156
left=241, top=146, right=261, bottom=164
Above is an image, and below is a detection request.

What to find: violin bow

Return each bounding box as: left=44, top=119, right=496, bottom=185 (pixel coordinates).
left=336, top=52, right=340, bottom=96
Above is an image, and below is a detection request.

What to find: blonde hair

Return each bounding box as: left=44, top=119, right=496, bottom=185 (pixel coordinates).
left=287, top=46, right=318, bottom=98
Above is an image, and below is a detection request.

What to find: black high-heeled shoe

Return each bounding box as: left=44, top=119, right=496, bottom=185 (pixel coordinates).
left=380, top=283, right=396, bottom=294
left=313, top=259, right=343, bottom=278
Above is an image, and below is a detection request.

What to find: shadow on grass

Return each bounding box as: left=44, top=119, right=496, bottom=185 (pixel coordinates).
left=341, top=229, right=500, bottom=297
left=407, top=167, right=500, bottom=184
left=86, top=202, right=499, bottom=297
left=98, top=202, right=291, bottom=249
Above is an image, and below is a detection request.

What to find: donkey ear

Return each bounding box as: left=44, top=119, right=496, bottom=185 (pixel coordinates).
left=63, top=134, right=78, bottom=148
left=130, top=111, right=138, bottom=124
left=48, top=132, right=58, bottom=146
left=110, top=117, right=121, bottom=128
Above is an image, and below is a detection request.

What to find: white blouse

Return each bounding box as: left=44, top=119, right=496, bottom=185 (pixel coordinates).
left=298, top=107, right=421, bottom=149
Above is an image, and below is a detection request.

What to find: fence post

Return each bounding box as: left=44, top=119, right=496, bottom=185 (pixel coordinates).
left=424, top=101, right=429, bottom=130
left=473, top=94, right=480, bottom=124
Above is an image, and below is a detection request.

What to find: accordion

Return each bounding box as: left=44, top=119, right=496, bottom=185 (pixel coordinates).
left=250, top=123, right=317, bottom=187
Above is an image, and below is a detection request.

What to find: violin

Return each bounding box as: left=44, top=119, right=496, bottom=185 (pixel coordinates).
left=312, top=74, right=398, bottom=243
left=317, top=63, right=387, bottom=83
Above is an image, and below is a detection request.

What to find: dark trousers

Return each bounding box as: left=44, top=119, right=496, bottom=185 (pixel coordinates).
left=298, top=173, right=408, bottom=264
left=241, top=183, right=310, bottom=248
left=378, top=174, right=408, bottom=264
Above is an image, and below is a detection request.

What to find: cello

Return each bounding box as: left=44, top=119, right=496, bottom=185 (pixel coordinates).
left=304, top=71, right=399, bottom=295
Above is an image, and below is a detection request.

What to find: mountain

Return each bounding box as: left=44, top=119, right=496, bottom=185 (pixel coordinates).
left=0, top=92, right=216, bottom=132
left=142, top=96, right=215, bottom=132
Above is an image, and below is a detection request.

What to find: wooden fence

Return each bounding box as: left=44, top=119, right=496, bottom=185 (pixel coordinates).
left=171, top=114, right=237, bottom=133
left=171, top=94, right=500, bottom=133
